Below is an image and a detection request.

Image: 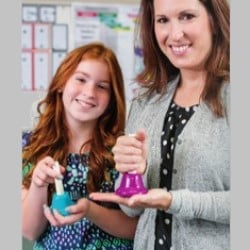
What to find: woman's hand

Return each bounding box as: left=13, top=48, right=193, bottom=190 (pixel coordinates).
left=43, top=198, right=91, bottom=227
left=90, top=189, right=172, bottom=211
left=112, top=129, right=148, bottom=174
left=31, top=156, right=64, bottom=188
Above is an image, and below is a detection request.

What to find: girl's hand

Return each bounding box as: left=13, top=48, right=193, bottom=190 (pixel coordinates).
left=43, top=198, right=91, bottom=226
left=31, top=156, right=64, bottom=188
left=112, top=129, right=148, bottom=174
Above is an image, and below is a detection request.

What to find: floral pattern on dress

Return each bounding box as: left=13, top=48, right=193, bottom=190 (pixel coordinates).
left=22, top=131, right=133, bottom=250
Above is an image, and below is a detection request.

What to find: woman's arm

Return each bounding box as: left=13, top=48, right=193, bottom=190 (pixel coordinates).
left=90, top=188, right=230, bottom=225
left=168, top=189, right=230, bottom=224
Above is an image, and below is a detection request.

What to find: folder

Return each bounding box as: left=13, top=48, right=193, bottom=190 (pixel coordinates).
left=22, top=5, right=38, bottom=22
left=39, top=5, right=56, bottom=23
left=34, top=23, right=50, bottom=49
left=21, top=23, right=33, bottom=49
left=52, top=51, right=66, bottom=76
left=34, top=51, right=50, bottom=90
left=21, top=50, right=33, bottom=91
left=52, top=24, right=68, bottom=50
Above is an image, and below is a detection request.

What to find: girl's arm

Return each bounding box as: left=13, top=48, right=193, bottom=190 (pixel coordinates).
left=85, top=200, right=138, bottom=239
left=22, top=184, right=48, bottom=241
left=44, top=198, right=138, bottom=239
left=22, top=156, right=62, bottom=241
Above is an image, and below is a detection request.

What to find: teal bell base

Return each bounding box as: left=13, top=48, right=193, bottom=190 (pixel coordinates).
left=50, top=192, right=75, bottom=216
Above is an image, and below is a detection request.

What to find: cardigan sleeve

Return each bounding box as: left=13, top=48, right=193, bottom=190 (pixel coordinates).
left=168, top=189, right=230, bottom=224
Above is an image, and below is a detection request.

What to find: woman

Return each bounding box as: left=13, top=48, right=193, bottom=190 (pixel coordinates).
left=91, top=0, right=230, bottom=249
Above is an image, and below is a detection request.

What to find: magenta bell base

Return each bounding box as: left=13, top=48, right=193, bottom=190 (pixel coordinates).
left=115, top=172, right=148, bottom=197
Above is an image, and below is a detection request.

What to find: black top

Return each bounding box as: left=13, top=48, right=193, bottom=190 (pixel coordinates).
left=154, top=100, right=198, bottom=249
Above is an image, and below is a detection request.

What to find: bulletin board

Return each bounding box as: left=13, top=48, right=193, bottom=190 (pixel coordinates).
left=21, top=4, right=69, bottom=91
left=21, top=0, right=142, bottom=101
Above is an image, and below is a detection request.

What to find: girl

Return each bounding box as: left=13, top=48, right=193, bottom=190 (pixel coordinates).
left=22, top=42, right=137, bottom=250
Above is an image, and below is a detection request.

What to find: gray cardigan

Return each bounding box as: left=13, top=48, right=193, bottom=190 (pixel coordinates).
left=119, top=76, right=230, bottom=250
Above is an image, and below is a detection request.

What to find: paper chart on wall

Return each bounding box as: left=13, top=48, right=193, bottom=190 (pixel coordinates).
left=71, top=2, right=140, bottom=100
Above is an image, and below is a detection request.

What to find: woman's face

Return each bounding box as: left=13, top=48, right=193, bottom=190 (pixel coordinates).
left=62, top=59, right=111, bottom=128
left=154, top=0, right=213, bottom=72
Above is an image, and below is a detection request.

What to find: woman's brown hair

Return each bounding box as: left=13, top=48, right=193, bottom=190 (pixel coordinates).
left=22, top=42, right=126, bottom=198
left=135, top=0, right=230, bottom=117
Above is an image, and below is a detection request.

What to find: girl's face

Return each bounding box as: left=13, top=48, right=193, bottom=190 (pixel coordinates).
left=62, top=59, right=111, bottom=128
left=154, top=0, right=213, bottom=72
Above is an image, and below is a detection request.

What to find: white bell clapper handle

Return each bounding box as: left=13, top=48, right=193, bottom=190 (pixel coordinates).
left=53, top=161, right=64, bottom=195
left=50, top=161, right=75, bottom=216
left=128, top=133, right=137, bottom=174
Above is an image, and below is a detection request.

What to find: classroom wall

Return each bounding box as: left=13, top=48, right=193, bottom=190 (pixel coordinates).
left=20, top=0, right=230, bottom=129
left=23, top=0, right=139, bottom=3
